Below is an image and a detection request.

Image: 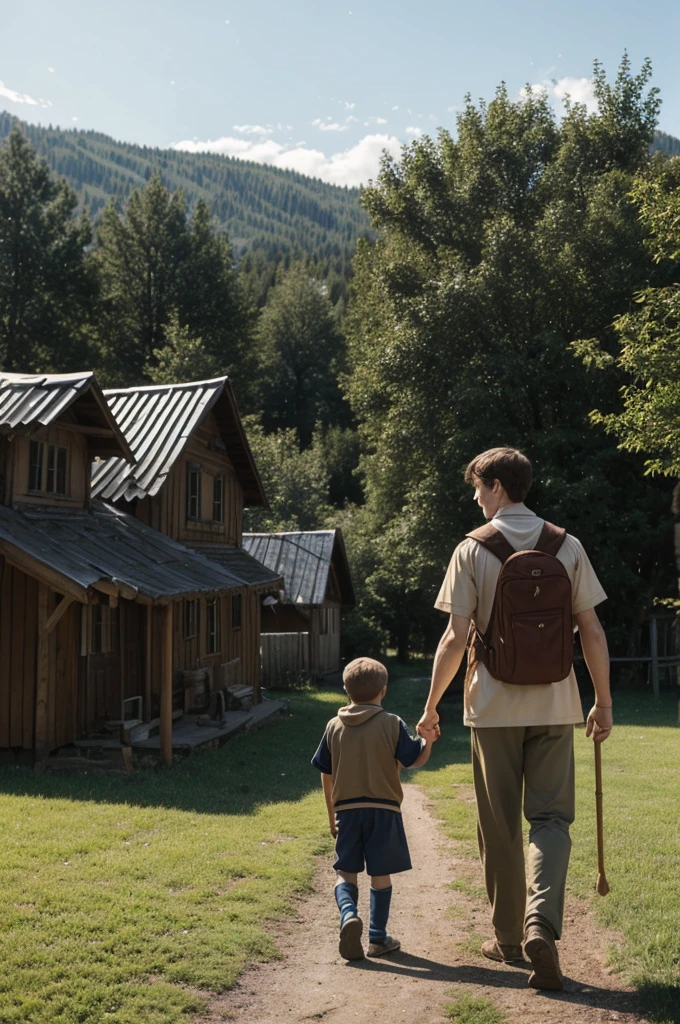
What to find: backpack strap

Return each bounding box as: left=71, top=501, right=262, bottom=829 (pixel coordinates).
left=466, top=524, right=515, bottom=564
left=535, top=521, right=567, bottom=557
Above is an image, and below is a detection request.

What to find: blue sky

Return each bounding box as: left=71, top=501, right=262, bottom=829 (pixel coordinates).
left=3, top=0, right=679, bottom=186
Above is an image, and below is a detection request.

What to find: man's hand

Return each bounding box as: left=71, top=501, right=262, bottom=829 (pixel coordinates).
left=586, top=704, right=613, bottom=743
left=329, top=819, right=338, bottom=838
left=417, top=709, right=440, bottom=736
left=418, top=724, right=440, bottom=743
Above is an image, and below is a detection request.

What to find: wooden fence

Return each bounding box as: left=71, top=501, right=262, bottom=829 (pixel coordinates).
left=260, top=632, right=310, bottom=686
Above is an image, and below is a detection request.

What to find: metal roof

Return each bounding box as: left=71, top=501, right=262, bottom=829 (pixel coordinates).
left=0, top=501, right=248, bottom=602
left=242, top=530, right=355, bottom=607
left=191, top=545, right=283, bottom=590
left=91, top=377, right=267, bottom=505
left=0, top=372, right=133, bottom=460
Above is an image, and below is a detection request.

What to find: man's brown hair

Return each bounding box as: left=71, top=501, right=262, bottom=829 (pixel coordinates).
left=464, top=447, right=533, bottom=503
left=342, top=657, right=388, bottom=703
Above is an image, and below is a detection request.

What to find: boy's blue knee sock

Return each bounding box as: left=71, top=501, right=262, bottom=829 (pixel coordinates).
left=335, top=881, right=359, bottom=930
left=369, top=886, right=392, bottom=943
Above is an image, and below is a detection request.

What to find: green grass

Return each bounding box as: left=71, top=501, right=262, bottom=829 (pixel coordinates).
left=0, top=688, right=341, bottom=1024
left=442, top=994, right=509, bottom=1024
left=1, top=671, right=678, bottom=1024
left=385, top=670, right=680, bottom=1024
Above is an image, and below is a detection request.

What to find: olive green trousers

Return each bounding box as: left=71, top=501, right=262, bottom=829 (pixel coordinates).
left=471, top=724, right=575, bottom=946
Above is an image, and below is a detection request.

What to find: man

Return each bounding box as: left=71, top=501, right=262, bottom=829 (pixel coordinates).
left=417, top=447, right=612, bottom=991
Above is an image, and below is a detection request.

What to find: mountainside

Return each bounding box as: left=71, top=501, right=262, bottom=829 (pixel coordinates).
left=2, top=113, right=679, bottom=276
left=0, top=112, right=371, bottom=279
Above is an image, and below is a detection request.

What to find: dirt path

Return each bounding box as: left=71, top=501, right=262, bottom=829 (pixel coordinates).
left=198, top=785, right=645, bottom=1024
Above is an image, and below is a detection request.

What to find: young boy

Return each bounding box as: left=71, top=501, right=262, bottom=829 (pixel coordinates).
left=311, top=656, right=438, bottom=961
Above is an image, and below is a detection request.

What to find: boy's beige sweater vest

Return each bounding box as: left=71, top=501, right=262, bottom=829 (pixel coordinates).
left=325, top=704, right=404, bottom=813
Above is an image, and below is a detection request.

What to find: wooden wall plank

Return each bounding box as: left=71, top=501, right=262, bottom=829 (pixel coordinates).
left=9, top=569, right=26, bottom=747
left=23, top=574, right=38, bottom=749
left=0, top=564, right=13, bottom=747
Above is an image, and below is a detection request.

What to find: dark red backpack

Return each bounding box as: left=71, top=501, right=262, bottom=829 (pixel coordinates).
left=466, top=521, right=573, bottom=685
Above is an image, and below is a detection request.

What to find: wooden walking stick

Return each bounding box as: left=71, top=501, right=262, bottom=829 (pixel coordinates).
left=594, top=742, right=610, bottom=896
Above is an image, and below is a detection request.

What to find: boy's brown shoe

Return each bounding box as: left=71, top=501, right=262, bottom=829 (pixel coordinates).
left=367, top=935, right=400, bottom=957
left=524, top=923, right=563, bottom=991
left=481, top=939, right=524, bottom=963
left=338, top=916, right=364, bottom=960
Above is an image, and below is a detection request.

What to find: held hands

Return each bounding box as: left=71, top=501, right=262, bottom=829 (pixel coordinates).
left=329, top=819, right=338, bottom=838
left=586, top=704, right=613, bottom=743
left=417, top=709, right=440, bottom=739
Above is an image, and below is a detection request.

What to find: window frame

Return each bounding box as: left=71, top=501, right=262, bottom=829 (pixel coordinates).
left=231, top=592, right=242, bottom=631
left=206, top=597, right=221, bottom=654
left=186, top=462, right=201, bottom=520
left=212, top=474, right=224, bottom=523
left=185, top=599, right=199, bottom=639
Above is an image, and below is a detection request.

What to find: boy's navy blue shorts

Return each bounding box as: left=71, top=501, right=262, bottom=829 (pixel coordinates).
left=333, top=807, right=412, bottom=876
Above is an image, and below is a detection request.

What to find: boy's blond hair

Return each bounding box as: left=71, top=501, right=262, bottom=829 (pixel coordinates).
left=342, top=657, right=388, bottom=703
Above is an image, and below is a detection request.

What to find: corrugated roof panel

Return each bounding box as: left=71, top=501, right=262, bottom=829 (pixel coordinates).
left=191, top=545, right=283, bottom=589
left=241, top=531, right=337, bottom=606
left=0, top=501, right=248, bottom=600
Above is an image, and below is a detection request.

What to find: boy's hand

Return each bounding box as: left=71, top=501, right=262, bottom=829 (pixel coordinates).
left=419, top=725, right=440, bottom=743
left=417, top=710, right=439, bottom=735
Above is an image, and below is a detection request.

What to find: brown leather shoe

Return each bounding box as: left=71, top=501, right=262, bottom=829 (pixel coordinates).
left=524, top=923, right=563, bottom=990
left=481, top=938, right=524, bottom=963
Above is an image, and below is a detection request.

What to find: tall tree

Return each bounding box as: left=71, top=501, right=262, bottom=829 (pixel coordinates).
left=0, top=130, right=94, bottom=372
left=93, top=176, right=250, bottom=388
left=345, top=56, right=673, bottom=657
left=255, top=263, right=347, bottom=447
left=575, top=160, right=680, bottom=475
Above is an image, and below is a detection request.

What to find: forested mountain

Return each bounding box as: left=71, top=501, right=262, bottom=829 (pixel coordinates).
left=0, top=112, right=371, bottom=286
left=650, top=130, right=680, bottom=157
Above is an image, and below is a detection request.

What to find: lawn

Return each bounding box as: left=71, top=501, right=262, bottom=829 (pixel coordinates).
left=0, top=689, right=340, bottom=1024
left=0, top=672, right=677, bottom=1024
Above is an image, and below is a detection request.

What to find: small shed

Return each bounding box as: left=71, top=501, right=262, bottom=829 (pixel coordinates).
left=242, top=530, right=355, bottom=681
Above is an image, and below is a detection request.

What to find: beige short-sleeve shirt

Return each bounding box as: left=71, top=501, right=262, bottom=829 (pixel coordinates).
left=435, top=504, right=607, bottom=728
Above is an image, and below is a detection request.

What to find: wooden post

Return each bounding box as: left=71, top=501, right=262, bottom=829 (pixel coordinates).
left=35, top=584, right=50, bottom=760
left=650, top=615, right=660, bottom=698
left=160, top=603, right=173, bottom=767
left=145, top=604, right=153, bottom=723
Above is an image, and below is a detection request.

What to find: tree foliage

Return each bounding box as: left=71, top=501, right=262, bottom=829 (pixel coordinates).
left=577, top=160, right=680, bottom=475
left=345, top=56, right=673, bottom=656
left=0, top=130, right=94, bottom=372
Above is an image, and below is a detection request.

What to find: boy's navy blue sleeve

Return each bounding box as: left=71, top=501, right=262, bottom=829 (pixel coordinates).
left=395, top=719, right=425, bottom=767
left=311, top=732, right=332, bottom=774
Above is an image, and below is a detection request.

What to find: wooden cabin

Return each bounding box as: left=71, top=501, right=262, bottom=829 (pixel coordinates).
left=90, top=378, right=282, bottom=707
left=0, top=372, right=264, bottom=767
left=242, top=530, right=355, bottom=682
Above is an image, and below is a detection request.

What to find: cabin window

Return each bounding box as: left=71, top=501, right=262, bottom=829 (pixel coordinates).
left=28, top=440, right=68, bottom=495
left=185, top=599, right=199, bottom=639
left=29, top=441, right=43, bottom=491
left=206, top=598, right=220, bottom=654
left=231, top=593, right=242, bottom=630
left=186, top=463, right=201, bottom=520
left=91, top=604, right=114, bottom=654
left=212, top=475, right=224, bottom=523
left=46, top=444, right=68, bottom=495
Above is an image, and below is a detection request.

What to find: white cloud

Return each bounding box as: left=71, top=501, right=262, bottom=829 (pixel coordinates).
left=392, top=105, right=399, bottom=111
left=405, top=125, right=422, bottom=137
left=312, top=118, right=348, bottom=132
left=522, top=76, right=598, bottom=114
left=72, top=116, right=78, bottom=122
left=48, top=67, right=55, bottom=73
left=375, top=116, right=387, bottom=125
left=343, top=101, right=355, bottom=110
left=0, top=80, right=51, bottom=108
left=345, top=115, right=359, bottom=124
left=172, top=132, right=403, bottom=187
left=232, top=123, right=273, bottom=135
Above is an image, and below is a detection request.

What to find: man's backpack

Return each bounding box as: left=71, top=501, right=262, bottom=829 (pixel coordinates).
left=466, top=521, right=573, bottom=685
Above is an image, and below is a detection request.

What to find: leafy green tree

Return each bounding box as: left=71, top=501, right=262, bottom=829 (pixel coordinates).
left=144, top=310, right=220, bottom=385
left=94, top=176, right=250, bottom=388
left=575, top=161, right=680, bottom=475
left=242, top=420, right=332, bottom=532
left=345, top=56, right=674, bottom=658
left=255, top=264, right=347, bottom=447
left=0, top=130, right=94, bottom=371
